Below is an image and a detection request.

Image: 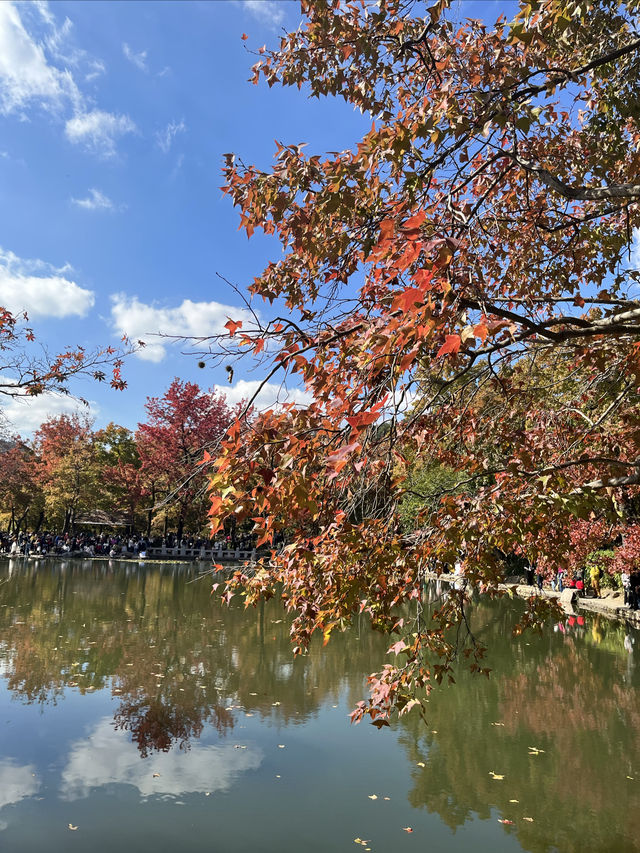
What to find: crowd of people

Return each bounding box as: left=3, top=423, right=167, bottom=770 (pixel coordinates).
left=0, top=530, right=256, bottom=559
left=524, top=564, right=640, bottom=611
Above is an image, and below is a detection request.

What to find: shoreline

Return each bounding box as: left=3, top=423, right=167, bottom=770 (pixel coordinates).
left=427, top=571, right=640, bottom=628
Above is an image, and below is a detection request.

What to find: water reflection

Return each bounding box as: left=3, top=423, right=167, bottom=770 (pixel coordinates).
left=0, top=559, right=385, bottom=754
left=0, top=760, right=40, bottom=809
left=0, top=560, right=639, bottom=853
left=398, top=597, right=640, bottom=852
left=60, top=718, right=263, bottom=799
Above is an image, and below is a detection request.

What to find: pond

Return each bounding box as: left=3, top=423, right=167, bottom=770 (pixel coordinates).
left=0, top=559, right=637, bottom=852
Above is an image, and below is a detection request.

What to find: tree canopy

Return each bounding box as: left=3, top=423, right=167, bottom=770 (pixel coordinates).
left=206, top=0, right=640, bottom=724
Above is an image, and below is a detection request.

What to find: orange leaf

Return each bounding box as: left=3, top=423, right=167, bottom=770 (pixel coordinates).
left=473, top=322, right=488, bottom=343
left=437, top=334, right=461, bottom=357
left=391, top=287, right=425, bottom=314
left=225, top=319, right=243, bottom=335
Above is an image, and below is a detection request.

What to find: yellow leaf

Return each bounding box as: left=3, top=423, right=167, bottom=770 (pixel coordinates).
left=509, top=799, right=519, bottom=803
left=416, top=762, right=426, bottom=767
left=523, top=817, right=534, bottom=822
left=368, top=794, right=378, bottom=800
left=68, top=824, right=78, bottom=831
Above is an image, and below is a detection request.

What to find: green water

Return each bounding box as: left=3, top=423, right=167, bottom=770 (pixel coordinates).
left=0, top=560, right=637, bottom=852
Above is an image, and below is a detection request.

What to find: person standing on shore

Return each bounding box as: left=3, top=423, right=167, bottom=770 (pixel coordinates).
left=622, top=569, right=631, bottom=606
left=590, top=564, right=602, bottom=599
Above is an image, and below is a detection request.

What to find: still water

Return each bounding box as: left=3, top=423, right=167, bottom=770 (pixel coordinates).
left=0, top=559, right=637, bottom=853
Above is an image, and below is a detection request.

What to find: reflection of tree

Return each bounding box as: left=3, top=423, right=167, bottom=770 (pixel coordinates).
left=0, top=560, right=389, bottom=757
left=395, top=598, right=640, bottom=853
left=114, top=697, right=233, bottom=758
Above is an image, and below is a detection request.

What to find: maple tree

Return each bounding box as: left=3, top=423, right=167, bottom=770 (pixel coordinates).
left=203, top=0, right=640, bottom=725
left=137, top=379, right=239, bottom=539
left=94, top=423, right=147, bottom=530
left=0, top=307, right=131, bottom=406
left=0, top=440, right=41, bottom=534
left=34, top=413, right=100, bottom=533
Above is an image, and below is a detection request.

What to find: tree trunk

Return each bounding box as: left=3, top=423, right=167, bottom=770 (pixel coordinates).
left=146, top=483, right=155, bottom=538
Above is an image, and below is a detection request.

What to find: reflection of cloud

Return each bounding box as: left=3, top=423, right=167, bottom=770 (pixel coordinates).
left=0, top=759, right=40, bottom=808
left=60, top=717, right=262, bottom=800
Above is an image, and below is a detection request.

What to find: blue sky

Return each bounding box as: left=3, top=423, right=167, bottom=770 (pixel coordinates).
left=3, top=0, right=637, bottom=437
left=0, top=0, right=372, bottom=435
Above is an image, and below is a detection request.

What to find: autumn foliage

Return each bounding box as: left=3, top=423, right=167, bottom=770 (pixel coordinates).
left=203, top=0, right=640, bottom=724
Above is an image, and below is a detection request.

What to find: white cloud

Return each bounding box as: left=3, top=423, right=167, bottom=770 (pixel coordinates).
left=0, top=247, right=94, bottom=318
left=60, top=716, right=262, bottom=801
left=2, top=393, right=97, bottom=437
left=0, top=1, right=80, bottom=115
left=110, top=294, right=255, bottom=362
left=212, top=378, right=312, bottom=411
left=0, top=759, right=40, bottom=809
left=122, top=42, right=148, bottom=72
left=71, top=187, right=116, bottom=211
left=84, top=58, right=106, bottom=83
left=242, top=0, right=285, bottom=27
left=65, top=109, right=136, bottom=157
left=156, top=119, right=186, bottom=154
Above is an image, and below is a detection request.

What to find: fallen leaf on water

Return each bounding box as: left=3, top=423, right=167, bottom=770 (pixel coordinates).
left=249, top=692, right=258, bottom=696
left=68, top=824, right=78, bottom=831
left=153, top=773, right=161, bottom=778
left=403, top=826, right=413, bottom=833
left=272, top=701, right=281, bottom=706
left=384, top=797, right=391, bottom=801
left=368, top=794, right=378, bottom=800
left=509, top=799, right=519, bottom=803
left=245, top=713, right=254, bottom=717
left=205, top=792, right=210, bottom=796
left=627, top=776, right=635, bottom=780
left=275, top=775, right=281, bottom=779
left=489, top=772, right=505, bottom=780
left=431, top=730, right=438, bottom=734
left=278, top=744, right=285, bottom=748
left=498, top=819, right=514, bottom=825
left=491, top=722, right=505, bottom=727
left=416, top=762, right=426, bottom=768
left=523, top=817, right=534, bottom=822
